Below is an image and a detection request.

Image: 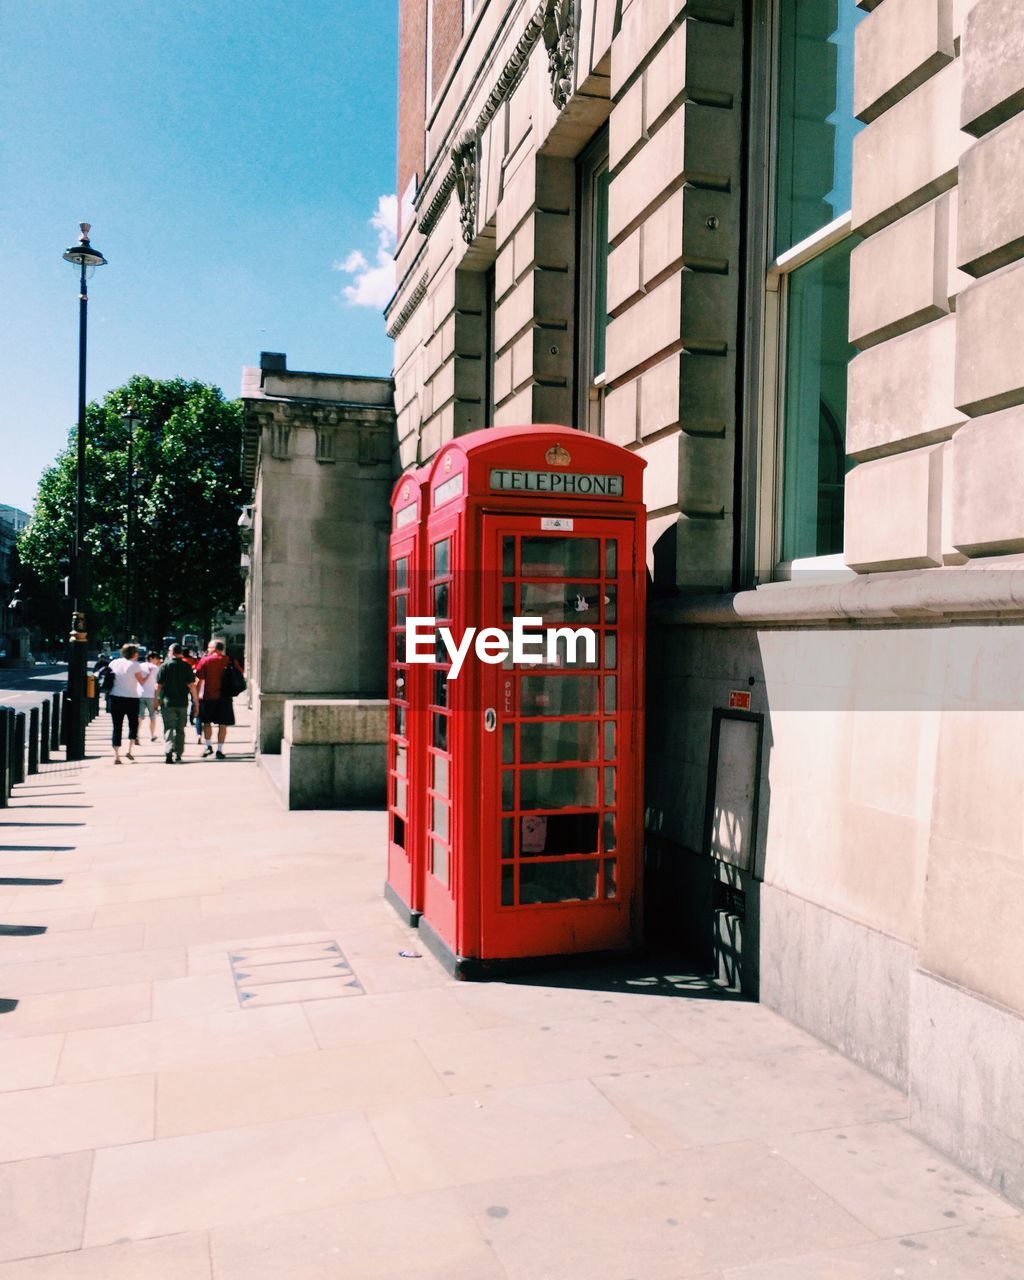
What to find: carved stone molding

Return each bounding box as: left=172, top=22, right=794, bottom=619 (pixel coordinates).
left=543, top=0, right=576, bottom=110
left=314, top=426, right=337, bottom=464
left=269, top=421, right=291, bottom=460
left=386, top=272, right=429, bottom=339
left=452, top=131, right=479, bottom=244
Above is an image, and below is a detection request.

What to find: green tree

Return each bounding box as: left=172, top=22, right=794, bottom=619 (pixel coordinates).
left=19, top=376, right=245, bottom=646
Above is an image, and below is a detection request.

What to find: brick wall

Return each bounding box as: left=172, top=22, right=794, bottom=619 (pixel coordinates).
left=397, top=0, right=427, bottom=239
left=432, top=0, right=464, bottom=101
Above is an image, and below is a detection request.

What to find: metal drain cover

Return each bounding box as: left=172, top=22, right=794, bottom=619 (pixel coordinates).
left=229, top=939, right=363, bottom=1007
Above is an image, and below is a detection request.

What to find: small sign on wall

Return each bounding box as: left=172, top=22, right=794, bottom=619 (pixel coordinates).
left=541, top=517, right=574, bottom=531
left=728, top=690, right=751, bottom=710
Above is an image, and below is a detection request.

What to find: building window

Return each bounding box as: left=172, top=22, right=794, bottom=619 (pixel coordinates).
left=764, top=1, right=865, bottom=571
left=577, top=131, right=610, bottom=435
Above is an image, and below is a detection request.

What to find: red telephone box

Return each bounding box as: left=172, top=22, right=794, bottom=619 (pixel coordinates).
left=395, top=425, right=645, bottom=976
left=386, top=467, right=430, bottom=925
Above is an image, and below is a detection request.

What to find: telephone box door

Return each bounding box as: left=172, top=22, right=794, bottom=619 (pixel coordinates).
left=478, top=514, right=641, bottom=959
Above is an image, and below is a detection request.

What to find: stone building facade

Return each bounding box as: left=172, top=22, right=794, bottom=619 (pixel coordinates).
left=240, top=354, right=395, bottom=755
left=389, top=0, right=1024, bottom=1203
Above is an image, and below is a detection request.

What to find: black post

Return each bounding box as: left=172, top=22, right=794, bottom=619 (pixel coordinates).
left=0, top=706, right=11, bottom=805
left=28, top=706, right=39, bottom=775
left=40, top=699, right=51, bottom=764
left=65, top=258, right=90, bottom=762
left=13, top=710, right=26, bottom=785
left=51, top=688, right=62, bottom=750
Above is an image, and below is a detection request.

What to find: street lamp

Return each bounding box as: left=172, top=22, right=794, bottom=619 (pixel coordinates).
left=121, top=405, right=143, bottom=642
left=62, top=223, right=107, bottom=761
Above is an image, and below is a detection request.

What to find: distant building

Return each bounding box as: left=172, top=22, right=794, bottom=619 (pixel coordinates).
left=0, top=505, right=30, bottom=534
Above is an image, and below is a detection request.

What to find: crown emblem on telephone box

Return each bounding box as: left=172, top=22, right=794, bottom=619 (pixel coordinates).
left=545, top=444, right=571, bottom=467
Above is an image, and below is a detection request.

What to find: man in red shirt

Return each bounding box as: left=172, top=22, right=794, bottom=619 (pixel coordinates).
left=194, top=639, right=241, bottom=759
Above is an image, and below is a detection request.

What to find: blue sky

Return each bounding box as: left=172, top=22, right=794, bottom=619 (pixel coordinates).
left=2, top=0, right=398, bottom=513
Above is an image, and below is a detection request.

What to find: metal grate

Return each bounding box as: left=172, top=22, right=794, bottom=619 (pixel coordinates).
left=229, top=939, right=363, bottom=1008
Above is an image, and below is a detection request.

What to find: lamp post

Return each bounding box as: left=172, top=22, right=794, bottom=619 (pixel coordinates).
left=62, top=223, right=107, bottom=761
left=121, top=405, right=143, bottom=642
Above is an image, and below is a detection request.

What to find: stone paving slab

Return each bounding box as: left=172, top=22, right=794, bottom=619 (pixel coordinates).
left=0, top=708, right=1020, bottom=1276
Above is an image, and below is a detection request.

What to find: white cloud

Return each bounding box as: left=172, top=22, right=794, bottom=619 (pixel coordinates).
left=334, top=194, right=397, bottom=309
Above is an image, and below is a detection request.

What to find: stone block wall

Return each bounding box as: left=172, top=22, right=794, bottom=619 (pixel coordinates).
left=846, top=0, right=1024, bottom=569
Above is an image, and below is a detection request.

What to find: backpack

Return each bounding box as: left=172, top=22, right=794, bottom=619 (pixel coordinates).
left=99, top=664, right=115, bottom=694
left=222, top=658, right=247, bottom=698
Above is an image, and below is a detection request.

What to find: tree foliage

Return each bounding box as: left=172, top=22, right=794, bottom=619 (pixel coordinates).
left=19, top=376, right=245, bottom=645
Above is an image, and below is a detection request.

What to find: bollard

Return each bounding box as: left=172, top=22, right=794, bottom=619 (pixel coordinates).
left=60, top=693, right=70, bottom=747
left=40, top=700, right=50, bottom=764
left=13, top=710, right=26, bottom=786
left=51, top=690, right=61, bottom=751
left=0, top=706, right=12, bottom=806
left=28, top=706, right=40, bottom=775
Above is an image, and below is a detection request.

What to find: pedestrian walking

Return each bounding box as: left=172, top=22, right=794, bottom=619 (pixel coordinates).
left=137, top=651, right=159, bottom=742
left=154, top=643, right=199, bottom=763
left=94, top=652, right=114, bottom=714
left=107, top=643, right=146, bottom=764
left=194, top=639, right=243, bottom=760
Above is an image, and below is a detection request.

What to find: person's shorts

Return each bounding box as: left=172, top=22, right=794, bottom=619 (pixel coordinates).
left=139, top=697, right=155, bottom=716
left=199, top=696, right=235, bottom=726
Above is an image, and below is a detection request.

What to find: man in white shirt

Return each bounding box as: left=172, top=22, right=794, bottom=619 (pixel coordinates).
left=137, top=651, right=159, bottom=742
left=107, top=643, right=147, bottom=764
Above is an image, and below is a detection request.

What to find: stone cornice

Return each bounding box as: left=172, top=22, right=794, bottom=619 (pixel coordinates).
left=386, top=272, right=430, bottom=338
left=416, top=0, right=560, bottom=239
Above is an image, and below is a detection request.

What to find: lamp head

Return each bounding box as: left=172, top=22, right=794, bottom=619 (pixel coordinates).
left=122, top=403, right=144, bottom=433
left=63, top=223, right=107, bottom=272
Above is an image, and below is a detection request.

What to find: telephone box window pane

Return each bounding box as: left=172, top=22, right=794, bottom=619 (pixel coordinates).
left=395, top=705, right=407, bottom=736
left=394, top=631, right=406, bottom=663
left=432, top=839, right=450, bottom=886
left=520, top=767, right=598, bottom=810
left=604, top=767, right=615, bottom=806
left=602, top=813, right=616, bottom=852
left=520, top=720, right=599, bottom=764
left=603, top=586, right=617, bottom=623
left=520, top=811, right=599, bottom=856
left=604, top=633, right=617, bottom=669
left=393, top=669, right=407, bottom=699
left=521, top=582, right=599, bottom=624
left=501, top=865, right=515, bottom=905
left=545, top=630, right=599, bottom=669
left=433, top=582, right=449, bottom=619
left=433, top=669, right=448, bottom=708
left=431, top=797, right=449, bottom=841
left=603, top=676, right=617, bottom=713
left=502, top=817, right=514, bottom=858
left=503, top=583, right=516, bottom=623
left=432, top=713, right=448, bottom=751
left=392, top=814, right=405, bottom=849
left=603, top=858, right=617, bottom=898
left=433, top=539, right=450, bottom=576
left=502, top=770, right=514, bottom=810
left=394, top=558, right=408, bottom=590
left=521, top=675, right=599, bottom=717
left=394, top=595, right=408, bottom=625
left=520, top=860, right=599, bottom=904
left=432, top=753, right=449, bottom=797
left=396, top=742, right=407, bottom=777
left=503, top=536, right=515, bottom=576
left=502, top=725, right=515, bottom=764
left=603, top=720, right=615, bottom=759
left=434, top=635, right=448, bottom=662
left=395, top=778, right=408, bottom=814
left=605, top=541, right=617, bottom=577
left=520, top=537, right=599, bottom=578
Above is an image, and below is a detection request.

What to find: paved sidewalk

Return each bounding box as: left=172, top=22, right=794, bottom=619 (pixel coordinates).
left=0, top=708, right=1021, bottom=1278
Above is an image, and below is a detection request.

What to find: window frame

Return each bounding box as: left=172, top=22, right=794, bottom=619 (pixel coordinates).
left=575, top=128, right=610, bottom=436
left=752, top=0, right=863, bottom=585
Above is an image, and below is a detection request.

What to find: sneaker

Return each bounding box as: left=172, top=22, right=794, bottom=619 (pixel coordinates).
left=174, top=753, right=182, bottom=762
left=203, top=744, right=213, bottom=757
left=215, top=750, right=226, bottom=760
left=151, top=735, right=157, bottom=742
left=165, top=753, right=174, bottom=764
